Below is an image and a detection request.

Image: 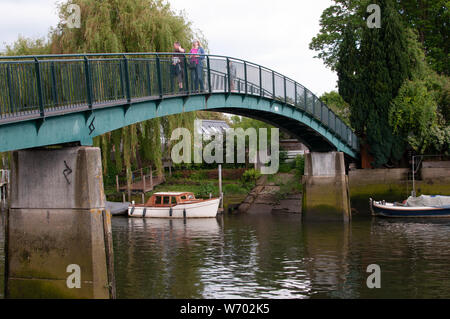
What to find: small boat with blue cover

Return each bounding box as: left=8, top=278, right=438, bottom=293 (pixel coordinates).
left=370, top=195, right=450, bottom=218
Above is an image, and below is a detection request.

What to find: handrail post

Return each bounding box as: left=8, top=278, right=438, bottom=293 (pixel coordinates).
left=34, top=57, right=45, bottom=117
left=50, top=62, right=58, bottom=107
left=259, top=66, right=262, bottom=97
left=319, top=101, right=323, bottom=121
left=312, top=95, right=316, bottom=118
left=146, top=60, right=152, bottom=96
left=207, top=56, right=212, bottom=94
left=294, top=83, right=298, bottom=107
left=304, top=87, right=307, bottom=111
left=6, top=65, right=14, bottom=113
left=272, top=71, right=275, bottom=100
left=244, top=61, right=248, bottom=95
left=283, top=76, right=287, bottom=105
left=123, top=55, right=131, bottom=103
left=226, top=57, right=231, bottom=93
left=156, top=54, right=163, bottom=98
left=328, top=109, right=332, bottom=129
left=184, top=55, right=189, bottom=93
left=84, top=56, right=93, bottom=108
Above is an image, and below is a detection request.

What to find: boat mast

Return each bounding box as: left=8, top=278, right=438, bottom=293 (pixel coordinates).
left=412, top=156, right=416, bottom=197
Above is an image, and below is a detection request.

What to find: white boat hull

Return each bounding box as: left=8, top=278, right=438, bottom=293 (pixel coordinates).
left=128, top=198, right=220, bottom=218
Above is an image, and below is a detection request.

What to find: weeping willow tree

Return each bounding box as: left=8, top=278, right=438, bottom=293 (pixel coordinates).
left=2, top=0, right=208, bottom=184
left=46, top=0, right=205, bottom=185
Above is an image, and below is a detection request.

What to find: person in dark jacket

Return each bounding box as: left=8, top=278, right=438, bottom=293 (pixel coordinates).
left=172, top=42, right=185, bottom=92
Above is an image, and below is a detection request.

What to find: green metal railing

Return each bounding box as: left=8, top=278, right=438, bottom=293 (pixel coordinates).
left=0, top=53, right=359, bottom=152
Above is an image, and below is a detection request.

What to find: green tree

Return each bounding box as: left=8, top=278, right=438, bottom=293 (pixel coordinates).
left=310, top=0, right=449, bottom=75
left=309, top=0, right=370, bottom=71
left=4, top=36, right=51, bottom=56
left=2, top=0, right=206, bottom=185
left=388, top=29, right=450, bottom=155
left=397, top=0, right=449, bottom=75
left=320, top=91, right=351, bottom=127
left=337, top=0, right=410, bottom=166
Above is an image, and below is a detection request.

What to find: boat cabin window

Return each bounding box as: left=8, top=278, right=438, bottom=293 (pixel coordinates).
left=181, top=195, right=187, bottom=200
left=163, top=196, right=170, bottom=205
left=155, top=196, right=163, bottom=205
left=171, top=197, right=177, bottom=205
left=187, top=194, right=194, bottom=200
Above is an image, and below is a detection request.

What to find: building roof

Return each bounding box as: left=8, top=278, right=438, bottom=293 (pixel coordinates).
left=153, top=192, right=192, bottom=196
left=200, top=120, right=230, bottom=136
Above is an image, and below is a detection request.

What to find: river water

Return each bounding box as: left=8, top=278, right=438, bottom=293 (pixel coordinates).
left=2, top=209, right=450, bottom=298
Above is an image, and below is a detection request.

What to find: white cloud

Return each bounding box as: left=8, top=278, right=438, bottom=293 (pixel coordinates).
left=0, top=0, right=59, bottom=50
left=0, top=0, right=337, bottom=95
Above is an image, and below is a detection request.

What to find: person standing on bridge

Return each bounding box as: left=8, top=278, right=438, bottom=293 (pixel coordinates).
left=172, top=42, right=185, bottom=93
left=189, top=40, right=205, bottom=93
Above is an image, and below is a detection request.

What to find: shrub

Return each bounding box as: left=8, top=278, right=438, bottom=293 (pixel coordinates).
left=223, top=183, right=247, bottom=195
left=294, top=155, right=305, bottom=177
left=197, top=182, right=216, bottom=198
left=241, top=168, right=261, bottom=184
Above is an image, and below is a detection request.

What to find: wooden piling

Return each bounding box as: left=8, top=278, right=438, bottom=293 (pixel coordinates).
left=218, top=165, right=224, bottom=210
left=150, top=165, right=153, bottom=190
left=142, top=168, right=146, bottom=192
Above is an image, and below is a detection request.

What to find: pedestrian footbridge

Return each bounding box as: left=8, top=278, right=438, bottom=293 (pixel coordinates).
left=0, top=53, right=359, bottom=158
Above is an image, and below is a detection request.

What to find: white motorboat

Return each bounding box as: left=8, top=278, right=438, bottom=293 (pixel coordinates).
left=128, top=192, right=220, bottom=218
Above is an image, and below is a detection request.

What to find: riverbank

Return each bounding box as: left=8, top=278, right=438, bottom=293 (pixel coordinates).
left=238, top=173, right=302, bottom=215
left=349, top=165, right=450, bottom=215
left=105, top=168, right=251, bottom=211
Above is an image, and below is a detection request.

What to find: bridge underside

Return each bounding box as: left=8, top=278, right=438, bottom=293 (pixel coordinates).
left=0, top=93, right=358, bottom=159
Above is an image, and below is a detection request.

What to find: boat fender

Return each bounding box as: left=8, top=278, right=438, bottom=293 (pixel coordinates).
left=130, top=206, right=135, bottom=216
left=183, top=208, right=186, bottom=219
left=142, top=208, right=147, bottom=218
left=169, top=207, right=173, bottom=217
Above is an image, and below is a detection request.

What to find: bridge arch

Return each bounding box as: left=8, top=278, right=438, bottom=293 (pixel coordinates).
left=0, top=53, right=359, bottom=159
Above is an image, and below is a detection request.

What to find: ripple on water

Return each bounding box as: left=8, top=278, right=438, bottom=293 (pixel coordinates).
left=3, top=211, right=450, bottom=299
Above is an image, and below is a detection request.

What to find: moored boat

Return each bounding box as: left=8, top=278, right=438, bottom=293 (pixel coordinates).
left=370, top=195, right=450, bottom=218
left=128, top=192, right=220, bottom=218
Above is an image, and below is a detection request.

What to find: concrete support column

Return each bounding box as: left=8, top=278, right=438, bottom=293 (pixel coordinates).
left=302, top=152, right=351, bottom=222
left=5, top=146, right=115, bottom=298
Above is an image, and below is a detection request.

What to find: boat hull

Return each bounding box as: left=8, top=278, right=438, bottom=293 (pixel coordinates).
left=370, top=198, right=450, bottom=218
left=128, top=198, right=220, bottom=218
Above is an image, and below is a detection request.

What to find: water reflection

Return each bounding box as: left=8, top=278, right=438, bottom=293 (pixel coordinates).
left=113, top=214, right=314, bottom=298
left=2, top=209, right=450, bottom=298
left=112, top=214, right=450, bottom=299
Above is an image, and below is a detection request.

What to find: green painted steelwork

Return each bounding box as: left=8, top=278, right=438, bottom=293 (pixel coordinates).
left=0, top=53, right=359, bottom=158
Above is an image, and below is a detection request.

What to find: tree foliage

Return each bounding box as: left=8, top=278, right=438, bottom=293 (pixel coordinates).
left=1, top=0, right=207, bottom=185
left=336, top=0, right=411, bottom=166
left=316, top=0, right=449, bottom=166
left=320, top=91, right=351, bottom=126
left=310, top=0, right=449, bottom=75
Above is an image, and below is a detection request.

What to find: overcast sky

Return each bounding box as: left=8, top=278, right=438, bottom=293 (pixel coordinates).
left=0, top=0, right=337, bottom=95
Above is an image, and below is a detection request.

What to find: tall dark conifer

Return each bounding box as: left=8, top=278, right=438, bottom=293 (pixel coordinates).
left=338, top=0, right=410, bottom=166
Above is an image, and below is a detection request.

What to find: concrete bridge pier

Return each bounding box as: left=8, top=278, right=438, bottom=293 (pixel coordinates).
left=5, top=146, right=115, bottom=298
left=302, top=152, right=351, bottom=222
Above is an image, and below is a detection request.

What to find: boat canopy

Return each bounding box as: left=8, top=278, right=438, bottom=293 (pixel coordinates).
left=406, top=195, right=450, bottom=208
